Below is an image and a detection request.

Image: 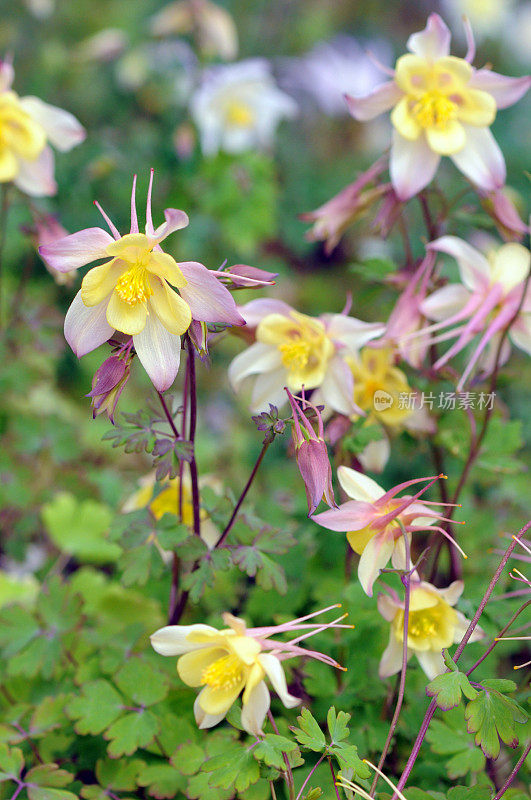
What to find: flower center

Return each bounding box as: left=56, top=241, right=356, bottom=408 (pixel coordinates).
left=201, top=653, right=244, bottom=691
left=412, top=92, right=457, bottom=129
left=279, top=338, right=312, bottom=370
left=225, top=101, right=254, bottom=127
left=115, top=263, right=153, bottom=306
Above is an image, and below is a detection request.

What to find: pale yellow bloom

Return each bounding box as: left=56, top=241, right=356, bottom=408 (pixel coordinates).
left=347, top=347, right=414, bottom=427
left=378, top=580, right=482, bottom=679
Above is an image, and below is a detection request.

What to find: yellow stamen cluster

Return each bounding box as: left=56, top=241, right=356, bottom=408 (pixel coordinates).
left=201, top=653, right=244, bottom=691
left=115, top=265, right=153, bottom=306
left=412, top=92, right=457, bottom=129
left=225, top=101, right=254, bottom=127
left=279, top=338, right=312, bottom=370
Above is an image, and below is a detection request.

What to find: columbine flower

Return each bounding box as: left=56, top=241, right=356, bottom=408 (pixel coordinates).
left=87, top=351, right=132, bottom=423
left=346, top=346, right=415, bottom=428
left=150, top=606, right=348, bottom=735
left=190, top=59, right=297, bottom=156
left=415, top=236, right=531, bottom=389
left=228, top=298, right=385, bottom=414
left=286, top=389, right=335, bottom=515
left=345, top=14, right=531, bottom=200
left=32, top=212, right=76, bottom=286
left=39, top=170, right=244, bottom=391
left=123, top=471, right=220, bottom=548
left=312, top=467, right=464, bottom=596
left=0, top=58, right=85, bottom=196
left=378, top=579, right=482, bottom=679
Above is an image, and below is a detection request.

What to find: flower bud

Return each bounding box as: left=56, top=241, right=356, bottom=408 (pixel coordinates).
left=87, top=354, right=132, bottom=423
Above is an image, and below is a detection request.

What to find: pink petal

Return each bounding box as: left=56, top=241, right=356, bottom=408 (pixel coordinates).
left=406, top=14, right=451, bottom=60
left=133, top=315, right=182, bottom=392
left=420, top=284, right=471, bottom=321
left=178, top=261, right=245, bottom=326
left=450, top=126, right=506, bottom=192
left=151, top=208, right=189, bottom=242
left=64, top=290, right=113, bottom=357
left=428, top=235, right=491, bottom=292
left=390, top=130, right=440, bottom=200
left=238, top=298, right=293, bottom=327
left=19, top=96, right=86, bottom=152
left=311, top=500, right=373, bottom=532
left=39, top=227, right=115, bottom=272
left=0, top=60, right=14, bottom=92
left=345, top=80, right=402, bottom=121
left=469, top=70, right=531, bottom=110
left=14, top=147, right=56, bottom=197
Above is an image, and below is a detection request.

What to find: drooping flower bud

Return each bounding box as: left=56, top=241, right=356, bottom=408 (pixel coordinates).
left=286, top=388, right=336, bottom=515
left=87, top=352, right=132, bottom=423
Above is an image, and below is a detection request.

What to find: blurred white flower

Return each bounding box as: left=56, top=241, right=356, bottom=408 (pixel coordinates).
left=151, top=0, right=238, bottom=61
left=441, top=0, right=514, bottom=41
left=190, top=59, right=297, bottom=156
left=24, top=0, right=54, bottom=19
left=279, top=35, right=392, bottom=116
left=76, top=29, right=129, bottom=63
left=116, top=40, right=197, bottom=102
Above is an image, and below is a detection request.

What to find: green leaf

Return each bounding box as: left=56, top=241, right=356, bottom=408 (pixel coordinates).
left=66, top=680, right=124, bottom=735
left=155, top=519, right=190, bottom=550
left=25, top=764, right=74, bottom=788
left=426, top=653, right=478, bottom=711
left=186, top=771, right=232, bottom=800
left=253, top=735, right=299, bottom=770
left=480, top=679, right=517, bottom=693
left=0, top=743, right=24, bottom=782
left=327, top=707, right=350, bottom=744
left=0, top=570, right=38, bottom=609
left=426, top=715, right=485, bottom=779
left=203, top=745, right=260, bottom=792
left=41, top=493, right=122, bottom=564
left=170, top=743, right=205, bottom=776
left=330, top=744, right=370, bottom=779
left=105, top=710, right=160, bottom=758
left=464, top=688, right=528, bottom=759
left=291, top=708, right=326, bottom=752
left=182, top=548, right=232, bottom=602
left=0, top=606, right=39, bottom=658
left=446, top=787, right=492, bottom=800
left=27, top=788, right=78, bottom=800
left=95, top=758, right=144, bottom=791
left=113, top=658, right=169, bottom=707
left=137, top=763, right=186, bottom=799
left=29, top=695, right=68, bottom=738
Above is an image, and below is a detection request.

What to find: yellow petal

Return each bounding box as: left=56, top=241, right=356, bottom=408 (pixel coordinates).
left=149, top=277, right=192, bottom=335
left=346, top=526, right=375, bottom=555
left=433, top=56, right=472, bottom=91
left=426, top=119, right=466, bottom=155
left=391, top=96, right=422, bottom=140
left=0, top=92, right=47, bottom=160
left=106, top=233, right=152, bottom=263
left=106, top=290, right=147, bottom=335
left=228, top=635, right=262, bottom=666
left=81, top=259, right=124, bottom=307
left=394, top=54, right=431, bottom=96
left=454, top=88, right=496, bottom=127
left=0, top=148, right=18, bottom=181
left=242, top=662, right=266, bottom=705
left=177, top=647, right=226, bottom=687
left=198, top=679, right=245, bottom=716
left=147, top=251, right=187, bottom=288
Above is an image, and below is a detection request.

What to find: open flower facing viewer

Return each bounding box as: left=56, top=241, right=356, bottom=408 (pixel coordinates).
left=151, top=606, right=349, bottom=735
left=378, top=579, right=482, bottom=679
left=345, top=14, right=530, bottom=200
left=40, top=170, right=244, bottom=391
left=312, top=467, right=464, bottom=596
left=228, top=298, right=385, bottom=413
left=0, top=58, right=85, bottom=196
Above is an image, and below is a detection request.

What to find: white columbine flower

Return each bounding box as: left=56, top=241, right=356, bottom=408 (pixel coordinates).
left=190, top=59, right=297, bottom=156
left=0, top=58, right=85, bottom=196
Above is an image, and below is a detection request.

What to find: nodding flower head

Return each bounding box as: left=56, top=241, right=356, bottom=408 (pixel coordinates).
left=150, top=605, right=351, bottom=735
left=312, top=466, right=466, bottom=596
left=286, top=388, right=336, bottom=515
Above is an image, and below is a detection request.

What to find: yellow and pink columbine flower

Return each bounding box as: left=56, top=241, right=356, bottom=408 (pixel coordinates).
left=150, top=606, right=348, bottom=736
left=415, top=236, right=531, bottom=389
left=312, top=467, right=464, bottom=597
left=0, top=58, right=85, bottom=196
left=345, top=14, right=530, bottom=199
left=40, top=170, right=244, bottom=391
left=228, top=298, right=385, bottom=414
left=378, top=579, right=482, bottom=679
